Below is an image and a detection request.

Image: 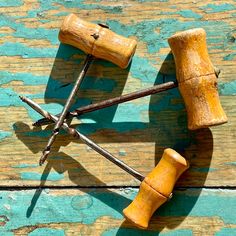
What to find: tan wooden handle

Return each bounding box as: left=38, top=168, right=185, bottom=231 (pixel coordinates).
left=123, top=148, right=189, bottom=229
left=168, top=28, right=227, bottom=130
left=58, top=14, right=137, bottom=68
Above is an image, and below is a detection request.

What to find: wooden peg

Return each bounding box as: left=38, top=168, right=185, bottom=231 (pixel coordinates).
left=59, top=14, right=137, bottom=68
left=168, top=28, right=228, bottom=130
left=123, top=148, right=189, bottom=229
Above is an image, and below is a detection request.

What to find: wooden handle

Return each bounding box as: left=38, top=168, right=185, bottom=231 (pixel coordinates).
left=58, top=14, right=137, bottom=68
left=168, top=28, right=227, bottom=130
left=123, top=148, right=189, bottom=229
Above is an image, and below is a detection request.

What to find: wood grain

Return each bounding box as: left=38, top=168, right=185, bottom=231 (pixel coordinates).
left=0, top=188, right=235, bottom=235
left=123, top=148, right=189, bottom=229
left=168, top=28, right=227, bottom=130
left=0, top=0, right=235, bottom=189
left=59, top=13, right=137, bottom=69
left=0, top=1, right=236, bottom=234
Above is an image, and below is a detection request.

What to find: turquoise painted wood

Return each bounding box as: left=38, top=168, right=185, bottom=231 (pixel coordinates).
left=0, top=0, right=235, bottom=187
left=0, top=0, right=236, bottom=235
left=0, top=188, right=236, bottom=235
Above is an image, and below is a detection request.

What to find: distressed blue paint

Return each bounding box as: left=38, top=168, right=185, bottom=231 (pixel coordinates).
left=0, top=190, right=126, bottom=233
left=0, top=88, right=22, bottom=107
left=0, top=0, right=234, bottom=198
left=73, top=89, right=187, bottom=135
left=162, top=190, right=236, bottom=224
left=223, top=53, right=236, bottom=61
left=191, top=167, right=218, bottom=173
left=107, top=18, right=232, bottom=54
left=20, top=172, right=64, bottom=181
left=225, top=162, right=236, bottom=166
left=0, top=131, right=12, bottom=141
left=54, top=12, right=71, bottom=17
left=79, top=118, right=96, bottom=124
left=177, top=10, right=202, bottom=19
left=137, top=0, right=168, bottom=2
left=22, top=129, right=52, bottom=138
left=40, top=103, right=64, bottom=116
left=45, top=76, right=116, bottom=99
left=29, top=228, right=65, bottom=236
left=0, top=4, right=233, bottom=56
left=0, top=16, right=58, bottom=44
left=215, top=228, right=236, bottom=236
left=0, top=0, right=233, bottom=121
left=71, top=195, right=93, bottom=210
left=0, top=42, right=57, bottom=58
left=119, top=149, right=126, bottom=156
left=200, top=3, right=236, bottom=13
left=130, top=56, right=158, bottom=83
left=79, top=77, right=117, bottom=92
left=219, top=81, right=236, bottom=95
left=54, top=43, right=85, bottom=60
left=0, top=189, right=235, bottom=234
left=113, top=103, right=149, bottom=123
left=0, top=72, right=49, bottom=86
left=0, top=232, right=13, bottom=236
left=37, top=0, right=123, bottom=13
left=12, top=164, right=39, bottom=168
left=77, top=121, right=147, bottom=134
left=103, top=228, right=192, bottom=235
left=0, top=0, right=22, bottom=6
left=162, top=229, right=193, bottom=236
left=0, top=87, right=44, bottom=112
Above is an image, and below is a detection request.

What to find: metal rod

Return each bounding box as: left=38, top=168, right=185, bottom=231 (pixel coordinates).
left=33, top=81, right=178, bottom=127
left=20, top=96, right=145, bottom=182
left=40, top=54, right=94, bottom=165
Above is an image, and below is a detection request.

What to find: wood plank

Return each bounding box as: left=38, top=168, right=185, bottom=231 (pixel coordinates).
left=0, top=0, right=235, bottom=187
left=0, top=188, right=235, bottom=235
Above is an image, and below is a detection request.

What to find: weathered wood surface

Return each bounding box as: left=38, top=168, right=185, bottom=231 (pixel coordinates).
left=0, top=0, right=236, bottom=234
left=0, top=188, right=235, bottom=235
left=0, top=0, right=235, bottom=187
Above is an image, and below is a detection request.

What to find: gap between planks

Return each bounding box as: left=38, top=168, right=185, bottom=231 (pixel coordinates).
left=0, top=186, right=235, bottom=191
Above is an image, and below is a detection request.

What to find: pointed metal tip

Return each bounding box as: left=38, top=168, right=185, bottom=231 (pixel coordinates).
left=39, top=157, right=46, bottom=166
left=39, top=150, right=50, bottom=166
left=39, top=159, right=44, bottom=166
left=32, top=121, right=39, bottom=127
left=19, top=95, right=24, bottom=101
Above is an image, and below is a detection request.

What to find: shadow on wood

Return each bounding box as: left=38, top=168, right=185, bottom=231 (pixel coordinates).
left=44, top=43, right=130, bottom=123
left=13, top=51, right=213, bottom=231
left=25, top=156, right=132, bottom=218
left=116, top=129, right=213, bottom=233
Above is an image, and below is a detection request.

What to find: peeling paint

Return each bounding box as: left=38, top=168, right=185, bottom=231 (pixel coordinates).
left=215, top=228, right=236, bottom=236
left=0, top=131, right=12, bottom=141
left=28, top=228, right=65, bottom=236
left=12, top=164, right=39, bottom=169
left=20, top=172, right=64, bottom=181
left=219, top=81, right=236, bottom=95
left=200, top=3, right=236, bottom=13
left=177, top=10, right=202, bottom=19
left=0, top=189, right=235, bottom=234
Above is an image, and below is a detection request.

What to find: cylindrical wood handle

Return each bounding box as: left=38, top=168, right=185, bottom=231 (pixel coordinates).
left=168, top=28, right=227, bottom=130
left=58, top=14, right=137, bottom=68
left=123, top=148, right=189, bottom=229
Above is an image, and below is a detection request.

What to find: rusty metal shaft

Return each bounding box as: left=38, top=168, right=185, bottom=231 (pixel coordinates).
left=20, top=96, right=145, bottom=182
left=33, top=81, right=177, bottom=127
left=40, top=54, right=94, bottom=165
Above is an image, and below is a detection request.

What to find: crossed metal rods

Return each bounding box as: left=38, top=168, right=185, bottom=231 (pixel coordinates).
left=19, top=71, right=176, bottom=183
left=20, top=96, right=144, bottom=182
